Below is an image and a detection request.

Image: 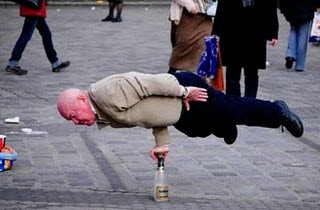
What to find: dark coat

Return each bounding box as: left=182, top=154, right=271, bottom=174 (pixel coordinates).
left=279, top=0, right=320, bottom=25
left=212, top=0, right=279, bottom=69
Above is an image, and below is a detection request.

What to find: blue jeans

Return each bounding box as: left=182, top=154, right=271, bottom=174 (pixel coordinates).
left=286, top=21, right=311, bottom=70
left=8, top=17, right=61, bottom=68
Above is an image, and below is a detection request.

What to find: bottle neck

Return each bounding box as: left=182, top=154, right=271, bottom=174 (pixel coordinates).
left=157, top=156, right=164, bottom=168
left=157, top=155, right=165, bottom=171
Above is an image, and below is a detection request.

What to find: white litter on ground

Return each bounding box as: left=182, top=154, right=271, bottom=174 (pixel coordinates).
left=21, top=128, right=48, bottom=135
left=4, top=117, right=20, bottom=124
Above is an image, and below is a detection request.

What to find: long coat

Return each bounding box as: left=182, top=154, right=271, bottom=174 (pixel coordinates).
left=212, top=0, right=279, bottom=69
left=279, top=0, right=320, bottom=25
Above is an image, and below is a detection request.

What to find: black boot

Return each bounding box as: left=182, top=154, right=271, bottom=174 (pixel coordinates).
left=112, top=16, right=122, bottom=22
left=274, top=100, right=303, bottom=137
left=224, top=125, right=238, bottom=145
left=101, top=15, right=115, bottom=22
left=285, top=57, right=295, bottom=69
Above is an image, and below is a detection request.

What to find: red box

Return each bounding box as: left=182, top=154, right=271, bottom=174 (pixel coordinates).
left=0, top=135, right=6, bottom=151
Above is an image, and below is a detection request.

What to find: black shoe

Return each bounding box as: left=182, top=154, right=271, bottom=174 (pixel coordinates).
left=274, top=100, right=303, bottom=138
left=5, top=66, right=28, bottom=75
left=52, top=61, right=70, bottom=72
left=112, top=16, right=122, bottom=22
left=101, top=15, right=114, bottom=22
left=295, top=69, right=304, bottom=72
left=285, top=57, right=295, bottom=69
left=224, top=125, right=238, bottom=145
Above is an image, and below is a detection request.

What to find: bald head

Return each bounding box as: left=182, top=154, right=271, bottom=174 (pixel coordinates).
left=57, top=88, right=96, bottom=126
left=57, top=88, right=84, bottom=118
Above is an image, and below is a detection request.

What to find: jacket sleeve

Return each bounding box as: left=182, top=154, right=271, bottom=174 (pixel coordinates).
left=152, top=127, right=170, bottom=146
left=265, top=0, right=279, bottom=40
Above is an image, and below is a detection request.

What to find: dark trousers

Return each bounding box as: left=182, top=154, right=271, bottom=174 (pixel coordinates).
left=173, top=72, right=282, bottom=138
left=9, top=17, right=58, bottom=64
left=226, top=66, right=259, bottom=98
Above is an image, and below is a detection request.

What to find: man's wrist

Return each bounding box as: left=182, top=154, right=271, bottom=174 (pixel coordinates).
left=181, top=86, right=189, bottom=98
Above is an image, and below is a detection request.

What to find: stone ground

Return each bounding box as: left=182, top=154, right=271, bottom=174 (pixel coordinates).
left=0, top=4, right=320, bottom=210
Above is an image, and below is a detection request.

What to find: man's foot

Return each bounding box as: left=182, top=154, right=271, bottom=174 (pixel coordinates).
left=274, top=100, right=303, bottom=138
left=224, top=125, right=238, bottom=145
left=101, top=15, right=114, bottom=22
left=112, top=16, right=122, bottom=22
left=5, top=66, right=28, bottom=75
left=52, top=61, right=70, bottom=72
left=285, top=57, right=295, bottom=69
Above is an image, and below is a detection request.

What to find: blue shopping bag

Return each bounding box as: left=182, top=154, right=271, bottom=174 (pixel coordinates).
left=197, top=36, right=218, bottom=79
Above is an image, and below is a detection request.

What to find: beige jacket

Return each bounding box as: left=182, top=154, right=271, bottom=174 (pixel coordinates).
left=169, top=0, right=196, bottom=25
left=88, top=72, right=186, bottom=146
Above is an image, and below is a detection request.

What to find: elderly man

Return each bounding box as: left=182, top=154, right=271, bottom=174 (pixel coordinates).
left=57, top=71, right=303, bottom=161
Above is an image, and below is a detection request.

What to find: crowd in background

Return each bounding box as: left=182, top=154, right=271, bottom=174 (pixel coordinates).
left=5, top=0, right=320, bottom=100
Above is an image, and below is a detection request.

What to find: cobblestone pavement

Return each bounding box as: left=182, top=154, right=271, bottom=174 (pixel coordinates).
left=0, top=5, right=320, bottom=209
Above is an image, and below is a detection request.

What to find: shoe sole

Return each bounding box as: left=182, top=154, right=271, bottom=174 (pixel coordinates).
left=52, top=62, right=70, bottom=72
left=5, top=68, right=28, bottom=75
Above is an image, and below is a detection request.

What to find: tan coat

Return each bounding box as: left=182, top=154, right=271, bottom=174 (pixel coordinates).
left=88, top=72, right=185, bottom=146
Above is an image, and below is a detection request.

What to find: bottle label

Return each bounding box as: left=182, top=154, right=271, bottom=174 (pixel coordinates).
left=155, top=186, right=169, bottom=201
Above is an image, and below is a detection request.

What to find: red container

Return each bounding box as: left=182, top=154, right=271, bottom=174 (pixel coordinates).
left=0, top=135, right=6, bottom=151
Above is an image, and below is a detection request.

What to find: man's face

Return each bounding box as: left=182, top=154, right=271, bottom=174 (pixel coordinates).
left=65, top=97, right=96, bottom=126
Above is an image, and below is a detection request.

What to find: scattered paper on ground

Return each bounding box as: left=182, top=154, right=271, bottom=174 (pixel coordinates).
left=4, top=117, right=20, bottom=124
left=21, top=128, right=48, bottom=135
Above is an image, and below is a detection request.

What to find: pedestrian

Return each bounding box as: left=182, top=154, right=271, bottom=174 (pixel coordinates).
left=57, top=71, right=303, bottom=161
left=167, top=0, right=213, bottom=74
left=279, top=0, right=320, bottom=72
left=212, top=0, right=278, bottom=98
left=101, top=0, right=123, bottom=22
left=5, top=0, right=70, bottom=76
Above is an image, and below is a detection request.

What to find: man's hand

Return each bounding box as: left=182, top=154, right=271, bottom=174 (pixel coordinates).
left=150, top=144, right=169, bottom=162
left=270, top=39, right=278, bottom=46
left=183, top=87, right=208, bottom=111
left=190, top=6, right=199, bottom=14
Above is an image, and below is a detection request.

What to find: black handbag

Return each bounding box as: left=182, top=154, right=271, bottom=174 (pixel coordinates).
left=10, top=0, right=42, bottom=9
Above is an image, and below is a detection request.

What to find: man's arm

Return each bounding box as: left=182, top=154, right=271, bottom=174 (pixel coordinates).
left=150, top=127, right=170, bottom=161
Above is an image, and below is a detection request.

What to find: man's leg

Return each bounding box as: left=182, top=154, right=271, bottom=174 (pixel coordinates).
left=295, top=21, right=310, bottom=71
left=6, top=17, right=37, bottom=75
left=173, top=72, right=239, bottom=144
left=211, top=89, right=303, bottom=138
left=285, top=23, right=297, bottom=69
left=244, top=67, right=259, bottom=98
left=112, top=0, right=123, bottom=22
left=226, top=65, right=242, bottom=97
left=101, top=0, right=115, bottom=21
left=37, top=19, right=58, bottom=64
left=37, top=19, right=70, bottom=72
left=173, top=72, right=303, bottom=143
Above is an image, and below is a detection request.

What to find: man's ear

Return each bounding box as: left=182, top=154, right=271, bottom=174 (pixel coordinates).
left=76, top=94, right=87, bottom=103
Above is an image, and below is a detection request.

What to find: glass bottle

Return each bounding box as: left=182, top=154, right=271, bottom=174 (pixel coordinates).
left=153, top=154, right=169, bottom=201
